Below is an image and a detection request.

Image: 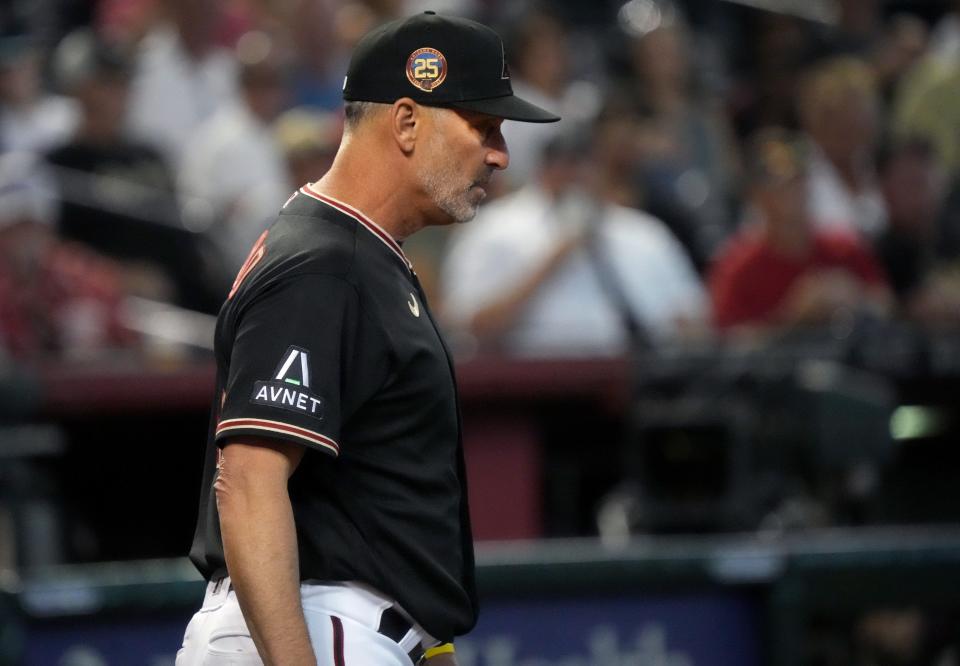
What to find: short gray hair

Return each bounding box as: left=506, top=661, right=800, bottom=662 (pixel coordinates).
left=343, top=101, right=390, bottom=130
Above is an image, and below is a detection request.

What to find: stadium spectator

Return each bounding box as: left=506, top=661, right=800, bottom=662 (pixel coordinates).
left=45, top=29, right=190, bottom=305
left=177, top=30, right=289, bottom=274
left=774, top=0, right=925, bottom=98
left=273, top=106, right=340, bottom=191
left=443, top=132, right=706, bottom=357
left=819, top=0, right=927, bottom=87
left=285, top=0, right=375, bottom=111
left=710, top=129, right=891, bottom=333
left=126, top=0, right=238, bottom=165
left=0, top=31, right=78, bottom=153
left=870, top=14, right=928, bottom=102
left=824, top=0, right=884, bottom=57
left=874, top=137, right=960, bottom=325
left=96, top=0, right=163, bottom=45
left=499, top=9, right=601, bottom=187
left=925, top=0, right=960, bottom=62
left=799, top=57, right=887, bottom=239
left=0, top=152, right=135, bottom=359
left=728, top=10, right=810, bottom=138
left=893, top=49, right=960, bottom=180
left=874, top=138, right=945, bottom=301
left=620, top=8, right=741, bottom=269
left=591, top=101, right=644, bottom=210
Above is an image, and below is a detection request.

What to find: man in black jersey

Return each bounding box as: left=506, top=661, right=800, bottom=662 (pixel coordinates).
left=177, top=11, right=558, bottom=666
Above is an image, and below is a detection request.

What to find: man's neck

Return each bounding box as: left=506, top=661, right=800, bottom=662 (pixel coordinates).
left=311, top=164, right=424, bottom=242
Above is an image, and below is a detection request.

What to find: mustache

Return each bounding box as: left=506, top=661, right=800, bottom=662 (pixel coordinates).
left=471, top=168, right=494, bottom=188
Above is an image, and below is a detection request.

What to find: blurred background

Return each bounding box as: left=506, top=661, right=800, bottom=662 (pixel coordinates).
left=1, top=0, right=960, bottom=663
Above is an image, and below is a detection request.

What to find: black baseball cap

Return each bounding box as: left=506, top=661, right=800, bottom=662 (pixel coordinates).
left=343, top=11, right=560, bottom=123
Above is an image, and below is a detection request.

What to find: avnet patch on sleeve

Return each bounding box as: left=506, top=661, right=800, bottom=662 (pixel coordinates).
left=216, top=272, right=376, bottom=456
left=250, top=345, right=325, bottom=421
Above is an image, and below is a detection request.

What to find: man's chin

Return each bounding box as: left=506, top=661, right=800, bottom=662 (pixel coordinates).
left=454, top=205, right=479, bottom=224
left=457, top=190, right=487, bottom=223
left=439, top=199, right=479, bottom=225
left=429, top=191, right=480, bottom=225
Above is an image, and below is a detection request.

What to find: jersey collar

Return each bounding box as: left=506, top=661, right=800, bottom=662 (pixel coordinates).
left=300, top=184, right=413, bottom=272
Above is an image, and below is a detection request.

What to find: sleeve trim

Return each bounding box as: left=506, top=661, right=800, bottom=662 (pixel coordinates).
left=216, top=418, right=340, bottom=457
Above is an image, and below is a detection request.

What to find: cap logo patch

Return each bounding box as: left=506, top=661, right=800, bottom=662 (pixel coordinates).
left=406, top=47, right=447, bottom=92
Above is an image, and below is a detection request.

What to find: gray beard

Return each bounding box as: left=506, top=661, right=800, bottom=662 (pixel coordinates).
left=419, top=167, right=479, bottom=224
left=417, top=132, right=482, bottom=224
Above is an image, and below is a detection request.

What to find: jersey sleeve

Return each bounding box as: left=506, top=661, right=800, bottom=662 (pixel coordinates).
left=215, top=272, right=382, bottom=457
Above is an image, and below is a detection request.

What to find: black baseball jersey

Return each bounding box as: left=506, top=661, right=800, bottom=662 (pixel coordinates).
left=188, top=185, right=477, bottom=641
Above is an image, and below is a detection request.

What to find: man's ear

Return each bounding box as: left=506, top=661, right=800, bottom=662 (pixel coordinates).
left=392, top=97, right=420, bottom=154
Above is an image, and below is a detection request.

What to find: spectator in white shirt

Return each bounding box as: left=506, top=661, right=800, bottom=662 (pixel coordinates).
left=178, top=31, right=289, bottom=275
left=799, top=56, right=887, bottom=239
left=0, top=33, right=78, bottom=154
left=442, top=133, right=706, bottom=358
left=126, top=0, right=238, bottom=166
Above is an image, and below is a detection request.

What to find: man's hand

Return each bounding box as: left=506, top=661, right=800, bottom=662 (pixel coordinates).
left=779, top=270, right=864, bottom=325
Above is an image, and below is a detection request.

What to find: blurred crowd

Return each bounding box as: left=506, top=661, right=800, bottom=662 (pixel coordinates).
left=3, top=0, right=960, bottom=361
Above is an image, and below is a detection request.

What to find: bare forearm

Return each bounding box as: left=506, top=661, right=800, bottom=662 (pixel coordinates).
left=219, top=471, right=316, bottom=665
left=469, top=237, right=581, bottom=337
left=469, top=270, right=547, bottom=337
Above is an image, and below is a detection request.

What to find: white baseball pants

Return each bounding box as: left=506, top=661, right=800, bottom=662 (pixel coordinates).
left=175, top=578, right=435, bottom=665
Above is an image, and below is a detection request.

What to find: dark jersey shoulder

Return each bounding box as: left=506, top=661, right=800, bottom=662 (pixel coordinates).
left=227, top=194, right=361, bottom=306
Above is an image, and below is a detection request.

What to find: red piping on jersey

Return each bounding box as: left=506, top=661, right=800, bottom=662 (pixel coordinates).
left=216, top=418, right=340, bottom=455
left=331, top=616, right=346, bottom=666
left=228, top=229, right=268, bottom=300
left=299, top=185, right=413, bottom=272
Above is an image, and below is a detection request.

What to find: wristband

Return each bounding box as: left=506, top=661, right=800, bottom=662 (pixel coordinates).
left=424, top=643, right=455, bottom=659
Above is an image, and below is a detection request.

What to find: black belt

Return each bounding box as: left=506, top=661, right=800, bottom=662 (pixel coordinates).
left=378, top=606, right=426, bottom=664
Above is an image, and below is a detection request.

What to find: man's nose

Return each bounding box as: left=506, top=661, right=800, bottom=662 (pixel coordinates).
left=486, top=133, right=509, bottom=170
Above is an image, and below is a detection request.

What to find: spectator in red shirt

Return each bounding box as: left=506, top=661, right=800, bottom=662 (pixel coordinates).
left=0, top=152, right=135, bottom=359
left=709, top=129, right=892, bottom=333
